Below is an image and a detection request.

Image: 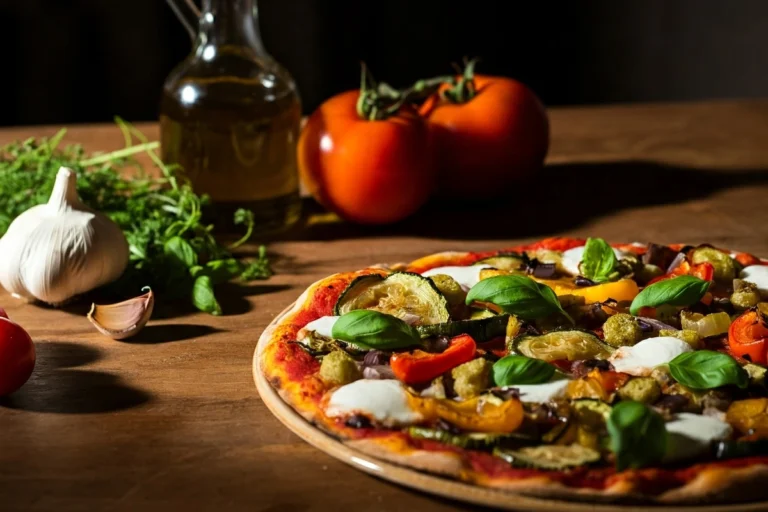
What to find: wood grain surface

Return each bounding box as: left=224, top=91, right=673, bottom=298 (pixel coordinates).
left=1, top=100, right=768, bottom=512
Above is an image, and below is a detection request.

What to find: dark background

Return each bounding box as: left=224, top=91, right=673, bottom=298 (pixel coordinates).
left=2, top=0, right=768, bottom=127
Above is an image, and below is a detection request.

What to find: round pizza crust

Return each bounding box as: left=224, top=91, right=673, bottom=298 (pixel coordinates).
left=253, top=253, right=768, bottom=509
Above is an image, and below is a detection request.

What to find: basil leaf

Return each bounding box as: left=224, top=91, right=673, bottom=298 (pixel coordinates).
left=579, top=237, right=618, bottom=283
left=629, top=275, right=710, bottom=315
left=607, top=401, right=667, bottom=471
left=205, top=258, right=244, bottom=283
left=164, top=236, right=198, bottom=268
left=465, top=275, right=571, bottom=322
left=492, top=355, right=555, bottom=386
left=668, top=350, right=748, bottom=390
left=192, top=275, right=222, bottom=315
left=331, top=310, right=422, bottom=350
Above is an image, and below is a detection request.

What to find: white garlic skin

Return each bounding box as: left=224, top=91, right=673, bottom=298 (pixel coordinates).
left=0, top=167, right=129, bottom=305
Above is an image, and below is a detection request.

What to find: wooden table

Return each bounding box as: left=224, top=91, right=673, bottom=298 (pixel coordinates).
left=1, top=100, right=768, bottom=512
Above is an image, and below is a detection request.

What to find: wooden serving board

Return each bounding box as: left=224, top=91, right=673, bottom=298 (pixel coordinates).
left=252, top=302, right=768, bottom=512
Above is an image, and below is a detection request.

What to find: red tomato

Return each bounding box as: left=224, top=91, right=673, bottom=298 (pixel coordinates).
left=0, top=313, right=35, bottom=396
left=421, top=75, right=549, bottom=198
left=298, top=91, right=436, bottom=224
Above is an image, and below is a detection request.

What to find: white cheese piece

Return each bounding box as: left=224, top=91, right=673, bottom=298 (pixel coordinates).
left=514, top=380, right=570, bottom=403
left=608, top=336, right=693, bottom=376
left=326, top=379, right=423, bottom=426
left=422, top=265, right=491, bottom=290
left=664, top=413, right=732, bottom=462
left=301, top=315, right=339, bottom=339
left=741, top=265, right=768, bottom=298
left=561, top=245, right=626, bottom=276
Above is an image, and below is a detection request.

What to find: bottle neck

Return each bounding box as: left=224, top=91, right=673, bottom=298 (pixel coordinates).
left=197, top=0, right=267, bottom=55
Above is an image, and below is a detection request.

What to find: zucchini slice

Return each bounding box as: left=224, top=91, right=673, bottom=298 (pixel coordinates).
left=407, top=427, right=512, bottom=450
left=493, top=444, right=601, bottom=470
left=572, top=399, right=612, bottom=428
left=416, top=315, right=509, bottom=342
left=334, top=272, right=449, bottom=325
left=512, top=330, right=614, bottom=362
left=475, top=253, right=525, bottom=271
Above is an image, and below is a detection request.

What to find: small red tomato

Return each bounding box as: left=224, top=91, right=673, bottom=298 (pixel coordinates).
left=0, top=313, right=35, bottom=396
left=421, top=75, right=549, bottom=198
left=298, top=91, right=435, bottom=224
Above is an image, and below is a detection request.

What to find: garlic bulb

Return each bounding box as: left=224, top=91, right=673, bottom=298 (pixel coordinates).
left=0, top=167, right=129, bottom=305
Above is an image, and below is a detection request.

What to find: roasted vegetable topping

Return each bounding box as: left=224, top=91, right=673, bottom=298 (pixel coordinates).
left=690, top=246, right=736, bottom=283
left=428, top=274, right=466, bottom=307
left=602, top=313, right=644, bottom=347
left=319, top=350, right=362, bottom=386
left=474, top=254, right=525, bottom=272
left=728, top=308, right=768, bottom=365
left=617, top=377, right=661, bottom=404
left=679, top=311, right=730, bottom=339
left=732, top=279, right=762, bottom=311
left=451, top=358, right=492, bottom=399
left=335, top=272, right=450, bottom=325
left=726, top=398, right=768, bottom=437
left=407, top=426, right=511, bottom=450
left=416, top=315, right=509, bottom=342
left=658, top=328, right=701, bottom=349
left=390, top=334, right=477, bottom=385
left=514, top=330, right=613, bottom=362
left=493, top=444, right=601, bottom=470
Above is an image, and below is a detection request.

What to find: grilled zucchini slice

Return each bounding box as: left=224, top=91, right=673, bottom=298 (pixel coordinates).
left=334, top=272, right=449, bottom=325
left=475, top=253, right=525, bottom=272
left=407, top=427, right=514, bottom=450
left=416, top=315, right=509, bottom=342
left=493, top=444, right=601, bottom=470
left=512, top=330, right=614, bottom=362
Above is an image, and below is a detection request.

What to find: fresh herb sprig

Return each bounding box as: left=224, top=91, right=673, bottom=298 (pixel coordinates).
left=0, top=119, right=273, bottom=315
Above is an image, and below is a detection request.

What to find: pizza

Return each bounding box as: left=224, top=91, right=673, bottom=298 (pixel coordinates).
left=258, top=237, right=768, bottom=504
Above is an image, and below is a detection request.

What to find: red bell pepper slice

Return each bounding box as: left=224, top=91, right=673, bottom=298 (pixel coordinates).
left=728, top=309, right=768, bottom=365
left=390, top=334, right=477, bottom=385
left=648, top=261, right=715, bottom=285
left=734, top=252, right=766, bottom=267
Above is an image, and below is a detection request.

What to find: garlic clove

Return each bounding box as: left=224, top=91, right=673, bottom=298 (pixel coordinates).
left=87, top=288, right=154, bottom=340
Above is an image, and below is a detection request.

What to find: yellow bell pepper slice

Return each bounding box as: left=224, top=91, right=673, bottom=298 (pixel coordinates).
left=410, top=395, right=524, bottom=433
left=537, top=278, right=640, bottom=304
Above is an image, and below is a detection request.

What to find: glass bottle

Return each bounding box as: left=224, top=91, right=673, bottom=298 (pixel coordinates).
left=161, top=0, right=301, bottom=233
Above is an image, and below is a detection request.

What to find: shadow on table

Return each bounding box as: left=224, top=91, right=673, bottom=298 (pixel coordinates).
left=275, top=160, right=768, bottom=242
left=0, top=341, right=151, bottom=414
left=124, top=323, right=224, bottom=343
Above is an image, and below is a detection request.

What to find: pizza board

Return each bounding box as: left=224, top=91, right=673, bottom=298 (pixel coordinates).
left=253, top=301, right=768, bottom=512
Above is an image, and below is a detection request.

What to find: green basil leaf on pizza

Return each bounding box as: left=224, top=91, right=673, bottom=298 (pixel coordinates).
left=331, top=309, right=422, bottom=350
left=607, top=401, right=667, bottom=471
left=492, top=354, right=556, bottom=386
left=629, top=275, right=710, bottom=315
left=668, top=350, right=748, bottom=390
left=579, top=237, right=619, bottom=283
left=465, top=275, right=572, bottom=322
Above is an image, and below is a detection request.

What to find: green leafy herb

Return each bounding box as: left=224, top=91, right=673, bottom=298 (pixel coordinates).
left=192, top=275, right=222, bottom=315
left=607, top=401, right=667, bottom=471
left=331, top=310, right=422, bottom=350
left=492, top=355, right=555, bottom=386
left=668, top=350, right=748, bottom=390
left=629, top=275, right=710, bottom=315
left=465, top=275, right=572, bottom=322
left=579, top=237, right=619, bottom=283
left=0, top=121, right=273, bottom=314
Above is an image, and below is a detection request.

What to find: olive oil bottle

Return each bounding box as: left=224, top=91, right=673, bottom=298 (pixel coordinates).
left=161, top=0, right=301, bottom=233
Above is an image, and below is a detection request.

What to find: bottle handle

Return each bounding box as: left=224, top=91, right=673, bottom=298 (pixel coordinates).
left=165, top=0, right=201, bottom=41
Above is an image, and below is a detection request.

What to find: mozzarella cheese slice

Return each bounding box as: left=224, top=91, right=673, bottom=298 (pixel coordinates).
left=300, top=315, right=339, bottom=339
left=664, top=413, right=732, bottom=462
left=561, top=245, right=626, bottom=276
left=421, top=265, right=491, bottom=290
left=608, top=336, right=693, bottom=376
left=741, top=265, right=768, bottom=297
left=326, top=379, right=423, bottom=426
left=514, top=380, right=570, bottom=403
